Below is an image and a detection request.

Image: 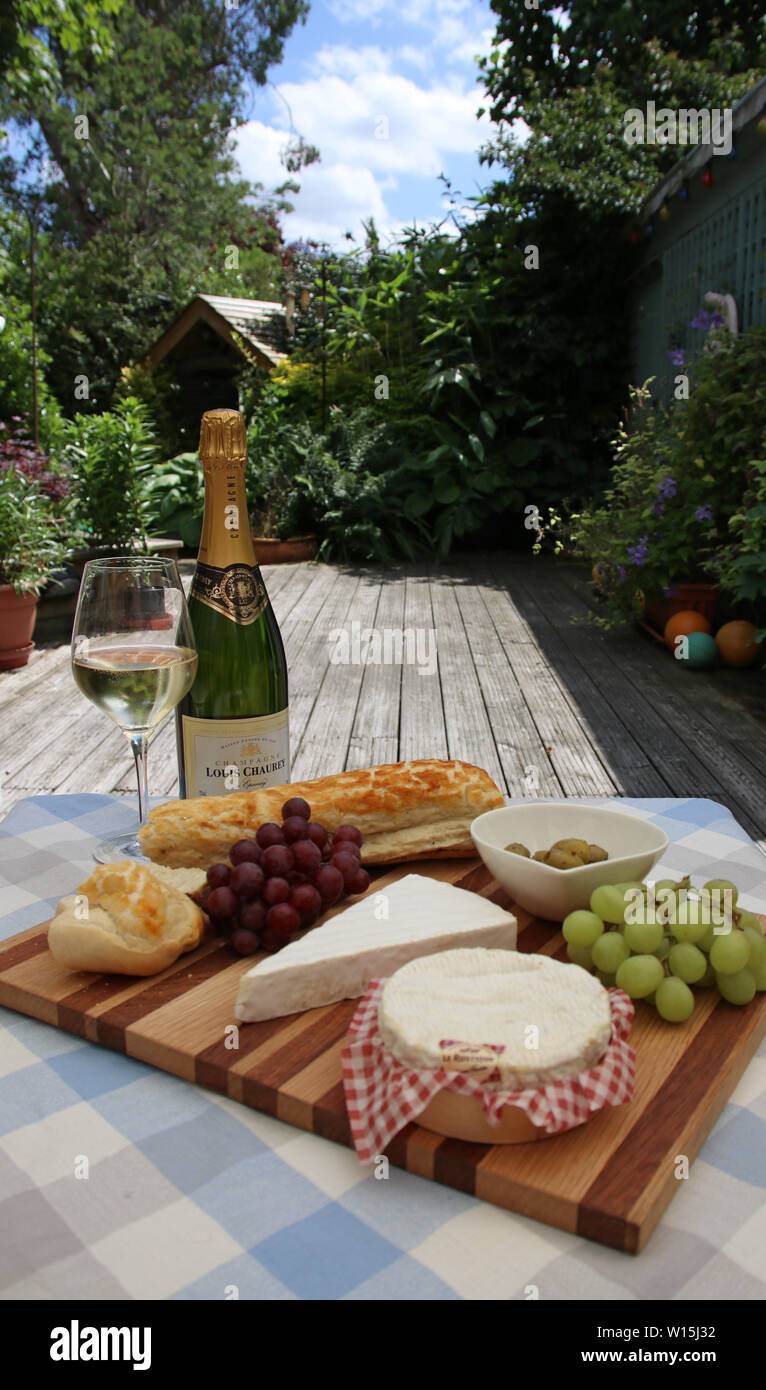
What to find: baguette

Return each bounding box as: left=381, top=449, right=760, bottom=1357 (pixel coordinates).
left=138, top=759, right=504, bottom=869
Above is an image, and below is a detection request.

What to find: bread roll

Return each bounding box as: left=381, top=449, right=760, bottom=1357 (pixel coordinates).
left=138, top=759, right=504, bottom=869
left=48, top=861, right=205, bottom=976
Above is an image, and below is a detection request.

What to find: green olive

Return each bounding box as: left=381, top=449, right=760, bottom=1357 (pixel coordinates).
left=547, top=848, right=586, bottom=870
left=551, top=837, right=591, bottom=859
left=586, top=844, right=609, bottom=863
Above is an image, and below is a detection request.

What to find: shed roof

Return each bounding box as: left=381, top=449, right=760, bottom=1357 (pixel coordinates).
left=144, top=293, right=288, bottom=369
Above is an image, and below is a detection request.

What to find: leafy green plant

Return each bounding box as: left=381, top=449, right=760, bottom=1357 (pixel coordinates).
left=61, top=397, right=158, bottom=550
left=710, top=458, right=766, bottom=635
left=0, top=464, right=66, bottom=593
left=244, top=401, right=428, bottom=561
left=255, top=203, right=627, bottom=557
left=141, top=451, right=204, bottom=547
left=568, top=326, right=766, bottom=626
left=0, top=285, right=62, bottom=445
left=310, top=408, right=429, bottom=563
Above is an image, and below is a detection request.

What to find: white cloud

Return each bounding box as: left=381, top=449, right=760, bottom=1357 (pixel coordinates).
left=265, top=69, right=487, bottom=172
left=396, top=44, right=433, bottom=73
left=234, top=2, right=498, bottom=248
left=236, top=63, right=491, bottom=246
left=235, top=121, right=294, bottom=187
left=313, top=44, right=392, bottom=78
left=277, top=161, right=392, bottom=244
left=324, top=0, right=403, bottom=22
left=324, top=0, right=485, bottom=58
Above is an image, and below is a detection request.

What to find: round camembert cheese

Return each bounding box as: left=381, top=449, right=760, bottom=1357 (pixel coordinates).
left=378, top=948, right=613, bottom=1089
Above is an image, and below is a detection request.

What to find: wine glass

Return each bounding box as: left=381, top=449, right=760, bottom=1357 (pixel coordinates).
left=71, top=557, right=197, bottom=863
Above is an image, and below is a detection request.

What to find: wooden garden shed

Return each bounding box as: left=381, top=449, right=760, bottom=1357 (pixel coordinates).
left=628, top=75, right=766, bottom=397
left=140, top=294, right=288, bottom=437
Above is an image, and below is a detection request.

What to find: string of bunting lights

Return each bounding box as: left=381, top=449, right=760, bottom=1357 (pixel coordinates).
left=630, top=108, right=766, bottom=243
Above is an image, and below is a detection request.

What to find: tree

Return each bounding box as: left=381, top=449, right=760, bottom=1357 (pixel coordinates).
left=0, top=0, right=124, bottom=92
left=0, top=0, right=309, bottom=406
left=479, top=1, right=766, bottom=214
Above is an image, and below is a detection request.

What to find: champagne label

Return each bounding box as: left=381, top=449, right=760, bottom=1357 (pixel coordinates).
left=181, top=709, right=290, bottom=796
left=190, top=561, right=268, bottom=626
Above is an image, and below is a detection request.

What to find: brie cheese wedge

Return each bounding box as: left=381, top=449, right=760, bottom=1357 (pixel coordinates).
left=234, top=873, right=517, bottom=1022
left=378, top=948, right=612, bottom=1088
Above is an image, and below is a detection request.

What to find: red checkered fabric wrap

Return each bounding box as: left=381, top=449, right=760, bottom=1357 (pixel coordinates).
left=342, top=983, right=635, bottom=1163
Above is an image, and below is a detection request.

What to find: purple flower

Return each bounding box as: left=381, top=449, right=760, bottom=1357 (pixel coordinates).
left=690, top=309, right=726, bottom=332
left=651, top=502, right=664, bottom=517
left=627, top=535, right=649, bottom=566
left=617, top=566, right=627, bottom=583
left=695, top=504, right=713, bottom=522
left=657, top=476, right=677, bottom=501
left=667, top=348, right=685, bottom=367
left=663, top=585, right=677, bottom=598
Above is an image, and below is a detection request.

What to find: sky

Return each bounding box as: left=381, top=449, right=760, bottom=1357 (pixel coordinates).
left=234, top=0, right=501, bottom=250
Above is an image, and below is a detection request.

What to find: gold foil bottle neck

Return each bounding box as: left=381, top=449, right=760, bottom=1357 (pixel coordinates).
left=199, top=409, right=247, bottom=468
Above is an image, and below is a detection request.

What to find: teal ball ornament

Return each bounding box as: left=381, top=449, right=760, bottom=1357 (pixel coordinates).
left=682, top=632, right=718, bottom=669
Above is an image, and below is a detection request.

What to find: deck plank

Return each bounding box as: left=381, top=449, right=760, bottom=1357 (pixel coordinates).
left=291, top=570, right=383, bottom=781
left=427, top=567, right=506, bottom=792
left=345, top=571, right=405, bottom=771
left=398, top=567, right=449, bottom=763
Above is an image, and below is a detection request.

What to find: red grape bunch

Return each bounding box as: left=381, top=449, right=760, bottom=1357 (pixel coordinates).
left=197, top=796, right=370, bottom=957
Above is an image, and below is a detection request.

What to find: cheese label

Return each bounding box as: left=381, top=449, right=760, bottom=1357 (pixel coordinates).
left=440, top=1040, right=504, bottom=1081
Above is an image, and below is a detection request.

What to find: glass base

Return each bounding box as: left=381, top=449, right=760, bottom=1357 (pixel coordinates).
left=93, top=832, right=150, bottom=864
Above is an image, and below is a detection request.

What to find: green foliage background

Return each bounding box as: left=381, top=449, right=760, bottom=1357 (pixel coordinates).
left=1, top=0, right=765, bottom=580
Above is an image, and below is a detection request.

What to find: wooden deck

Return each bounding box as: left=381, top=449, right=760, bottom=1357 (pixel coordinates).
left=2, top=556, right=765, bottom=849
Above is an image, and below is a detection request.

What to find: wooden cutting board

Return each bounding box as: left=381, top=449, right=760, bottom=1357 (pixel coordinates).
left=1, top=858, right=764, bottom=1255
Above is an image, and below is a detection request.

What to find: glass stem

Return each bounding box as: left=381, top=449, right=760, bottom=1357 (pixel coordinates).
left=130, top=732, right=149, bottom=827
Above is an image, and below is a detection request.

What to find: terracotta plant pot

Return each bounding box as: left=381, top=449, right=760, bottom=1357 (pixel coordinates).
left=253, top=534, right=318, bottom=564
left=641, top=582, right=719, bottom=643
left=0, top=585, right=38, bottom=670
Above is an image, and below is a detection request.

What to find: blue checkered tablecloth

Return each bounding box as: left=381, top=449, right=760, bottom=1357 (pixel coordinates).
left=0, top=793, right=765, bottom=1301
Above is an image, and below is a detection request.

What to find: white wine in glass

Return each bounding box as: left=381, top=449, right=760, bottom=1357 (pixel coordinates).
left=71, top=557, right=197, bottom=862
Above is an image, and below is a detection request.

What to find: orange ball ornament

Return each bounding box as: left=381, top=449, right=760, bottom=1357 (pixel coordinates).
left=664, top=609, right=712, bottom=648
left=715, top=620, right=763, bottom=668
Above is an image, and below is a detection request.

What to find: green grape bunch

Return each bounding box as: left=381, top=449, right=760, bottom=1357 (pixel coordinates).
left=562, top=876, right=766, bottom=1026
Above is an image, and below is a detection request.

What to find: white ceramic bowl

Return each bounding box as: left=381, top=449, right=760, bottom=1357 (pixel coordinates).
left=470, top=802, right=670, bottom=922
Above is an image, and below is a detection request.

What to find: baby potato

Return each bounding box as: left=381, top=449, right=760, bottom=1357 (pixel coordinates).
left=533, top=849, right=551, bottom=863
left=551, top=838, right=591, bottom=859
left=547, top=848, right=586, bottom=869
left=504, top=842, right=531, bottom=857
left=586, top=844, right=609, bottom=863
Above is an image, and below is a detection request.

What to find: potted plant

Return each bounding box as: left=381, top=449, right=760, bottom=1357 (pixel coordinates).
left=0, top=458, right=67, bottom=668
left=566, top=322, right=766, bottom=633
left=709, top=457, right=766, bottom=640
left=250, top=473, right=318, bottom=564
left=246, top=419, right=319, bottom=564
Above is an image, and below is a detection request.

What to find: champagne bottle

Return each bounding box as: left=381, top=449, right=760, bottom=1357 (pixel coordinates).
left=176, top=408, right=289, bottom=797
